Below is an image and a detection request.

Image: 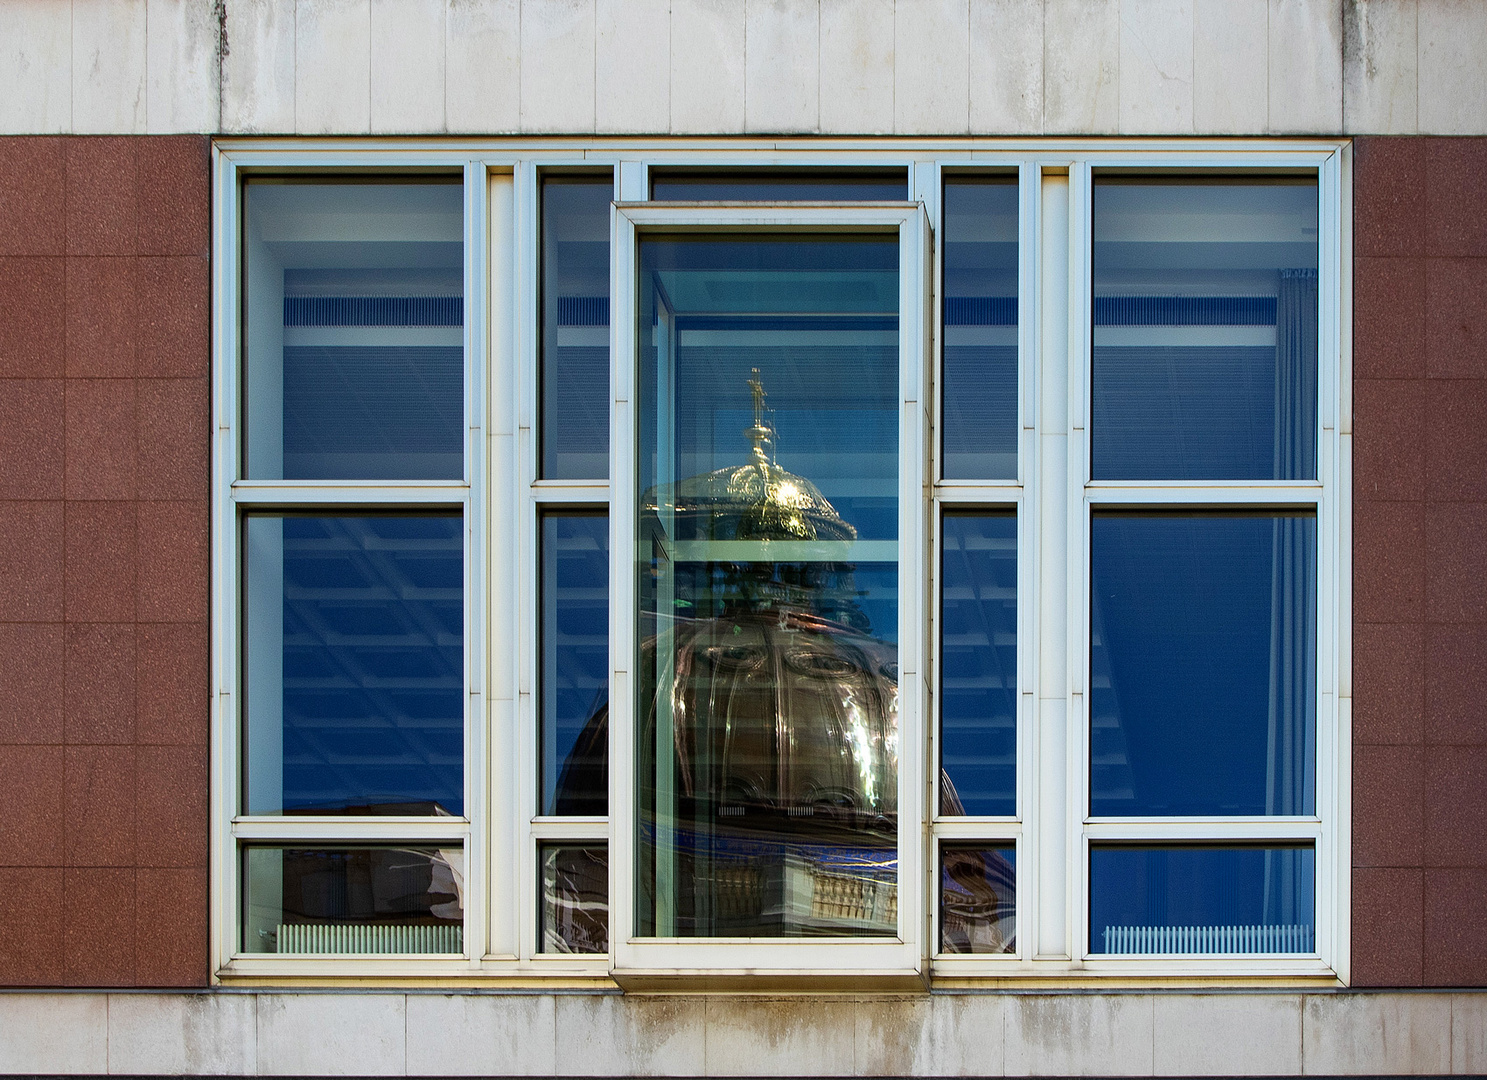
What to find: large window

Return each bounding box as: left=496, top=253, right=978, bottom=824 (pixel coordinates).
left=214, top=146, right=1346, bottom=983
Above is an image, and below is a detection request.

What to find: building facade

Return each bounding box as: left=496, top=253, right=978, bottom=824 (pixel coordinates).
left=0, top=0, right=1485, bottom=1074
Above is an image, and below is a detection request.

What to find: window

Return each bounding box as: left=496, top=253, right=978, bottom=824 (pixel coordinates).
left=214, top=146, right=1345, bottom=983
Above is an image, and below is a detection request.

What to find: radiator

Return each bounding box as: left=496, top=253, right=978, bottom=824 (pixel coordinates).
left=275, top=923, right=463, bottom=955
left=1101, top=923, right=1314, bottom=955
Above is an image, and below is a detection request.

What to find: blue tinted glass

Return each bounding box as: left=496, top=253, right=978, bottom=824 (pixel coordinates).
left=940, top=512, right=1016, bottom=816
left=1090, top=513, right=1315, bottom=817
left=650, top=171, right=906, bottom=201
left=542, top=177, right=612, bottom=479
left=541, top=513, right=609, bottom=816
left=1089, top=846, right=1315, bottom=954
left=943, top=178, right=1018, bottom=479
left=941, top=845, right=1016, bottom=954
left=244, top=515, right=464, bottom=816
left=244, top=181, right=464, bottom=480
left=1092, top=180, right=1318, bottom=480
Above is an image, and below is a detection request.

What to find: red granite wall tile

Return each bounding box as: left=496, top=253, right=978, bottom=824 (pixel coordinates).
left=1352, top=621, right=1423, bottom=745
left=1354, top=744, right=1424, bottom=868
left=0, top=135, right=210, bottom=988
left=1354, top=378, right=1424, bottom=501
left=1423, top=868, right=1487, bottom=985
left=1353, top=867, right=1424, bottom=987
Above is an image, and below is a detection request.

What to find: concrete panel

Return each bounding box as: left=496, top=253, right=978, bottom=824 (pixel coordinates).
left=553, top=993, right=707, bottom=1076
left=819, top=0, right=895, bottom=135
left=295, top=0, right=372, bottom=135
left=1343, top=0, right=1419, bottom=134
left=704, top=996, right=857, bottom=1076
left=1452, top=992, right=1487, bottom=1073
left=519, top=0, right=596, bottom=134
left=256, top=993, right=407, bottom=1076
left=0, top=1, right=72, bottom=134
left=445, top=0, right=520, bottom=134
left=145, top=0, right=221, bottom=133
left=220, top=0, right=297, bottom=134
left=1003, top=993, right=1153, bottom=1076
left=72, top=0, right=148, bottom=135
left=1193, top=0, right=1267, bottom=134
left=107, top=992, right=257, bottom=1075
left=1151, top=993, right=1303, bottom=1075
left=1118, top=0, right=1195, bottom=134
left=1418, top=0, right=1487, bottom=135
left=595, top=0, right=670, bottom=133
left=405, top=993, right=556, bottom=1076
left=857, top=993, right=1006, bottom=1076
left=670, top=0, right=746, bottom=134
left=371, top=0, right=446, bottom=134
left=969, top=0, right=1044, bottom=135
left=0, top=993, right=107, bottom=1073
left=1268, top=0, right=1344, bottom=133
left=1044, top=0, right=1121, bottom=135
left=894, top=0, right=971, bottom=135
left=1302, top=992, right=1451, bottom=1074
left=745, top=0, right=820, bottom=134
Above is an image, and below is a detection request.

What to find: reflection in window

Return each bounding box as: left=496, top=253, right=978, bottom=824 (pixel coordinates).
left=1092, top=179, right=1318, bottom=480
left=940, top=845, right=1016, bottom=954
left=539, top=844, right=609, bottom=954
left=939, top=512, right=1016, bottom=816
left=1089, top=845, right=1315, bottom=955
left=650, top=169, right=906, bottom=202
left=942, top=177, right=1018, bottom=479
left=243, top=846, right=464, bottom=954
left=541, top=513, right=609, bottom=816
left=542, top=176, right=612, bottom=479
left=243, top=180, right=464, bottom=480
left=1090, top=512, right=1315, bottom=818
left=244, top=515, right=464, bottom=816
left=636, top=234, right=900, bottom=938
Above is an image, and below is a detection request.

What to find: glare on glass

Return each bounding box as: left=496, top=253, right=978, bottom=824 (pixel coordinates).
left=243, top=515, right=464, bottom=816
left=650, top=170, right=907, bottom=202
left=1092, top=179, right=1319, bottom=480
left=242, top=846, right=464, bottom=955
left=940, top=845, right=1016, bottom=954
left=939, top=512, right=1017, bottom=816
left=1090, top=512, right=1315, bottom=817
left=942, top=177, right=1018, bottom=479
left=243, top=180, right=464, bottom=481
left=539, top=844, right=609, bottom=954
left=637, top=234, right=900, bottom=938
left=542, top=177, right=612, bottom=479
left=540, top=513, right=609, bottom=816
left=1089, top=845, right=1315, bottom=955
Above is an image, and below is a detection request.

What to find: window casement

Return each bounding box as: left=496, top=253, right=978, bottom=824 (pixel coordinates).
left=212, top=143, right=1348, bottom=986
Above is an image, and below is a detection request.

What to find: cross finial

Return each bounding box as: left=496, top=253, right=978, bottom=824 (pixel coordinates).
left=744, top=368, right=773, bottom=465
left=749, top=368, right=766, bottom=427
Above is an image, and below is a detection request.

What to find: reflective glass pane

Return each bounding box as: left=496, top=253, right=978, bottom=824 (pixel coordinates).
left=541, top=513, right=609, bottom=816
left=940, top=512, right=1016, bottom=816
left=650, top=170, right=906, bottom=202
left=243, top=180, right=464, bottom=480
left=243, top=846, right=464, bottom=954
left=244, top=515, right=464, bottom=816
left=1089, top=845, right=1315, bottom=955
left=542, top=176, right=612, bottom=479
left=942, top=177, right=1018, bottom=479
left=940, top=845, right=1016, bottom=954
left=1090, top=513, right=1315, bottom=817
left=1092, top=179, right=1318, bottom=480
left=637, top=234, right=900, bottom=938
left=539, top=844, right=609, bottom=954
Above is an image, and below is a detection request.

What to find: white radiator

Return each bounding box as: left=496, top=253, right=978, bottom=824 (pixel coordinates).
left=275, top=923, right=463, bottom=955
left=1101, top=923, right=1313, bottom=955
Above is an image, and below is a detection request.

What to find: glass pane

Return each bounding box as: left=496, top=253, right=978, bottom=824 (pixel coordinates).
left=940, top=845, right=1016, bottom=954
left=636, top=234, right=900, bottom=938
left=650, top=170, right=906, bottom=202
left=1089, top=845, right=1315, bottom=955
left=242, top=846, right=464, bottom=954
left=541, top=513, right=609, bottom=816
left=243, top=180, right=464, bottom=480
left=942, top=177, right=1018, bottom=479
left=539, top=844, right=609, bottom=954
left=939, top=512, right=1016, bottom=816
left=244, top=515, right=464, bottom=816
left=1090, top=513, right=1315, bottom=817
left=542, top=176, right=612, bottom=479
left=1092, top=179, right=1318, bottom=480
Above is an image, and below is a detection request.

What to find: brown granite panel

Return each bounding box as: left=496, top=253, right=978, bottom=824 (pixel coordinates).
left=0, top=378, right=64, bottom=499
left=1425, top=379, right=1487, bottom=501
left=1353, top=621, right=1423, bottom=746
left=135, top=744, right=207, bottom=868
left=1353, top=500, right=1425, bottom=623
left=0, top=257, right=65, bottom=378
left=1424, top=622, right=1487, bottom=746
left=63, top=622, right=135, bottom=745
left=63, top=866, right=135, bottom=987
left=1425, top=138, right=1487, bottom=258
left=135, top=867, right=207, bottom=987
left=0, top=501, right=64, bottom=622
left=0, top=137, right=65, bottom=257
left=64, top=257, right=137, bottom=378
left=135, top=622, right=208, bottom=746
left=1423, top=744, right=1487, bottom=868
left=1352, top=866, right=1424, bottom=987
left=136, top=137, right=210, bottom=258
left=65, top=138, right=138, bottom=258
left=1353, top=744, right=1424, bottom=867
left=1353, top=137, right=1426, bottom=258
left=1353, top=258, right=1425, bottom=379
left=64, top=378, right=136, bottom=500
left=1423, top=868, right=1487, bottom=985
left=1354, top=378, right=1424, bottom=502
left=135, top=501, right=208, bottom=623
left=1424, top=257, right=1487, bottom=380
left=0, top=868, right=65, bottom=986
left=63, top=500, right=136, bottom=623
left=1425, top=502, right=1487, bottom=624
left=63, top=745, right=136, bottom=868
left=136, top=378, right=207, bottom=500
left=0, top=745, right=64, bottom=866
left=136, top=256, right=210, bottom=378
left=0, top=623, right=64, bottom=744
